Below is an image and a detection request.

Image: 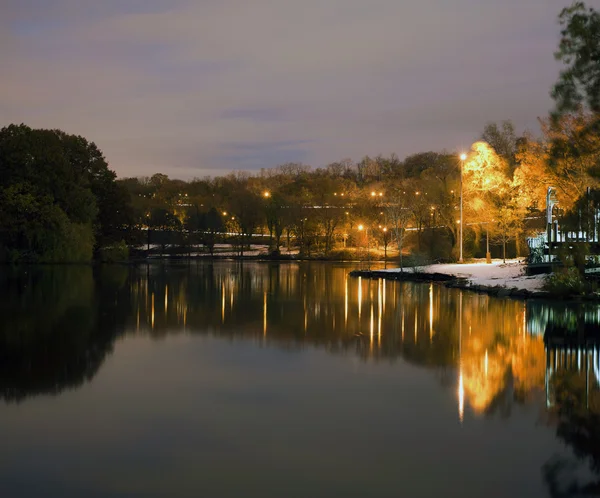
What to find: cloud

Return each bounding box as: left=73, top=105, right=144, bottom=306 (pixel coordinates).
left=0, top=0, right=566, bottom=178
left=215, top=140, right=314, bottom=171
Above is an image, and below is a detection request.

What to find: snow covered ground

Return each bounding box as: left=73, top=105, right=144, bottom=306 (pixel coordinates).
left=381, top=259, right=547, bottom=292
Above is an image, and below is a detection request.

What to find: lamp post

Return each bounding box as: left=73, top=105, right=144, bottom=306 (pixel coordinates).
left=358, top=224, right=370, bottom=269
left=481, top=222, right=491, bottom=264
left=382, top=227, right=389, bottom=261
left=459, top=153, right=467, bottom=263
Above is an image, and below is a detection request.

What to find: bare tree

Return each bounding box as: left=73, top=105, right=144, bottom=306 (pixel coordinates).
left=385, top=187, right=414, bottom=271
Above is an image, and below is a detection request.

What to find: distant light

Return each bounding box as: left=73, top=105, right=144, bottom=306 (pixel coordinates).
left=460, top=153, right=467, bottom=161
left=263, top=191, right=271, bottom=198
left=371, top=192, right=376, bottom=197
left=383, top=227, right=387, bottom=232
left=379, top=192, right=383, bottom=197
left=222, top=211, right=227, bottom=216
left=358, top=224, right=364, bottom=231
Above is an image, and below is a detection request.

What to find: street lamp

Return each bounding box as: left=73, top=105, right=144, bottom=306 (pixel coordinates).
left=263, top=191, right=271, bottom=198
left=459, top=153, right=467, bottom=263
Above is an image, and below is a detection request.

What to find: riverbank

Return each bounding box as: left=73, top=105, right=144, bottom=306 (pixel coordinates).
left=350, top=260, right=551, bottom=299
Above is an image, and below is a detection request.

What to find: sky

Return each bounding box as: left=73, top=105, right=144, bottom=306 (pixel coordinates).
left=1, top=0, right=570, bottom=179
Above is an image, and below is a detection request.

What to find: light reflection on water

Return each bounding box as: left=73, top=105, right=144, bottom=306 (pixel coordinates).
left=0, top=262, right=599, bottom=497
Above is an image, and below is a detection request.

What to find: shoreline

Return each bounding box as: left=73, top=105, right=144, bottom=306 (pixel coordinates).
left=348, top=268, right=551, bottom=300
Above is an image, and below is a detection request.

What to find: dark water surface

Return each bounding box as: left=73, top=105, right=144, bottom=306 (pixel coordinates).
left=1, top=262, right=599, bottom=498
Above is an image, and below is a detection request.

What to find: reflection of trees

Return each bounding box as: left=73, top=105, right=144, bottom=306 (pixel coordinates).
left=0, top=266, right=131, bottom=403
left=542, top=343, right=600, bottom=497
left=455, top=294, right=546, bottom=418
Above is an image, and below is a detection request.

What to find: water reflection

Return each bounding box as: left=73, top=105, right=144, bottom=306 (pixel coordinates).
left=0, top=266, right=131, bottom=402
left=2, top=262, right=600, bottom=416
left=2, top=262, right=600, bottom=494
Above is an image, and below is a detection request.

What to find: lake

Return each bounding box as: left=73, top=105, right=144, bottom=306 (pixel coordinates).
left=1, top=262, right=599, bottom=498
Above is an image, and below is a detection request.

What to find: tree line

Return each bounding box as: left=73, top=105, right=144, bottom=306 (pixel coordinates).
left=0, top=1, right=598, bottom=263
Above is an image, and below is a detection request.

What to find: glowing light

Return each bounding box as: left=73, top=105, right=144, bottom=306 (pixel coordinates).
left=263, top=191, right=271, bottom=198
left=222, top=211, right=227, bottom=216
left=371, top=191, right=376, bottom=197
left=358, top=224, right=364, bottom=231
left=460, top=153, right=467, bottom=161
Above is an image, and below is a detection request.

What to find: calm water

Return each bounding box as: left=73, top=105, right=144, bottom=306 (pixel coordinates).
left=0, top=262, right=599, bottom=498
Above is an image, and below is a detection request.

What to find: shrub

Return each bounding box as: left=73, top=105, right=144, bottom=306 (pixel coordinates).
left=97, top=240, right=130, bottom=263
left=542, top=267, right=587, bottom=297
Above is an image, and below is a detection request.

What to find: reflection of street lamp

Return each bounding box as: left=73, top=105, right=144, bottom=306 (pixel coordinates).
left=459, top=153, right=467, bottom=263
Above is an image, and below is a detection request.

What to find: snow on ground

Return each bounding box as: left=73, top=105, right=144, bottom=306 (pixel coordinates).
left=382, top=259, right=546, bottom=292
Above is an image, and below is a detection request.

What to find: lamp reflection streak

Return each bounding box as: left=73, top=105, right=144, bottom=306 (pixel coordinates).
left=458, top=370, right=464, bottom=423
left=263, top=291, right=267, bottom=338
left=358, top=277, right=362, bottom=320
left=221, top=284, right=225, bottom=323
left=429, top=283, right=433, bottom=342
left=370, top=304, right=374, bottom=352
left=151, top=293, right=155, bottom=329
left=378, top=280, right=382, bottom=345
left=345, top=277, right=348, bottom=327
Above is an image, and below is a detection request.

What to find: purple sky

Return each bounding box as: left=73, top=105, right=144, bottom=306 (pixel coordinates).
left=2, top=0, right=567, bottom=178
